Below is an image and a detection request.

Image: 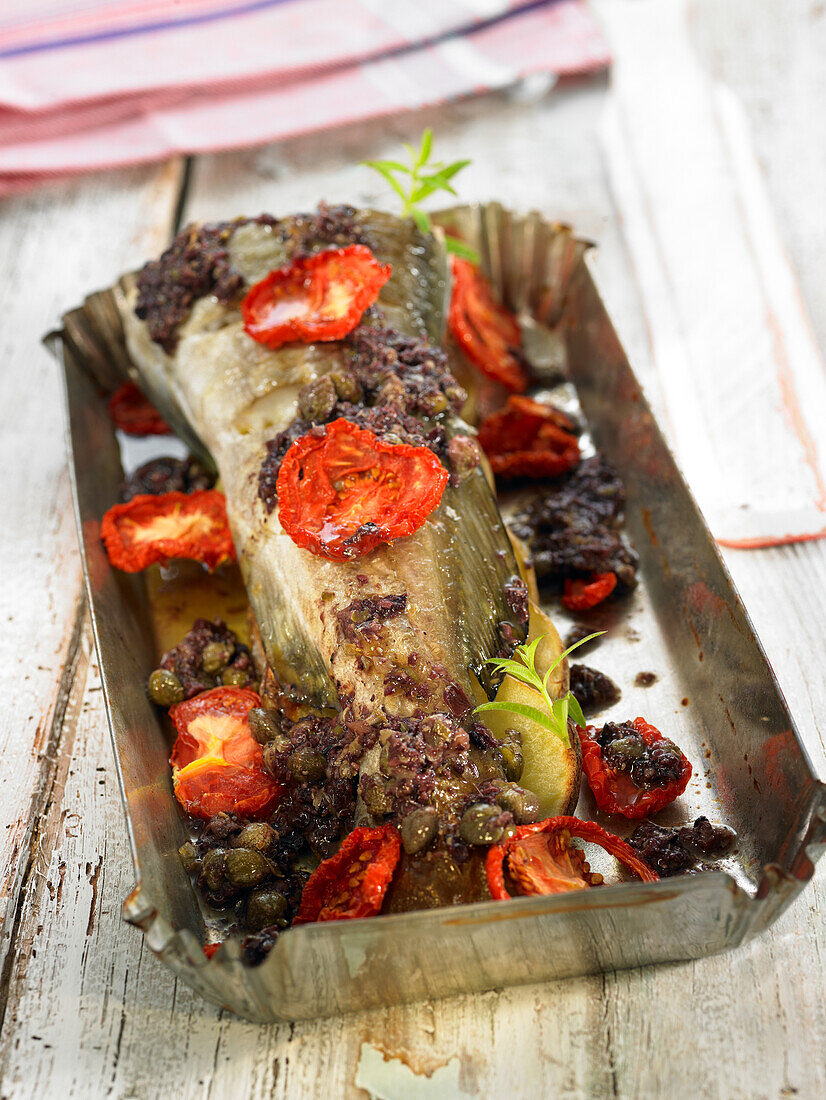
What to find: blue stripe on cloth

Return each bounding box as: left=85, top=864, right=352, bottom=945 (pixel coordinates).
left=0, top=0, right=300, bottom=60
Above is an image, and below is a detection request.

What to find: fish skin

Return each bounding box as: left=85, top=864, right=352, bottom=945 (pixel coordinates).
left=120, top=209, right=524, bottom=715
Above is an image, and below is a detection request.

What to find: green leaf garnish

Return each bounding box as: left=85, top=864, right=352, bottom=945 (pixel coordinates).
left=362, top=129, right=480, bottom=263
left=473, top=631, right=604, bottom=745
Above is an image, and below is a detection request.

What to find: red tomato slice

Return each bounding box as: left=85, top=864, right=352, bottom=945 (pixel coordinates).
left=107, top=381, right=171, bottom=436
left=276, top=418, right=448, bottom=561
left=169, top=687, right=280, bottom=820
left=242, top=245, right=391, bottom=349
left=101, top=490, right=236, bottom=573
left=562, top=571, right=617, bottom=611
left=293, top=825, right=401, bottom=923
left=449, top=257, right=529, bottom=393
left=578, top=718, right=693, bottom=819
left=477, top=395, right=580, bottom=480
left=486, top=815, right=658, bottom=900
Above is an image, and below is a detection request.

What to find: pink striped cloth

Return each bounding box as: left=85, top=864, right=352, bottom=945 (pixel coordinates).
left=0, top=0, right=609, bottom=193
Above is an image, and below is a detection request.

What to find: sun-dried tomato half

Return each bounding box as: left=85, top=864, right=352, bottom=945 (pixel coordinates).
left=578, top=718, right=692, bottom=819
left=242, top=244, right=391, bottom=349
left=449, top=257, right=529, bottom=393
left=101, top=490, right=236, bottom=572
left=170, top=687, right=281, bottom=820
left=562, top=571, right=617, bottom=611
left=276, top=418, right=448, bottom=561
left=477, top=395, right=580, bottom=479
left=294, top=825, right=401, bottom=924
left=107, top=381, right=171, bottom=436
left=486, top=815, right=658, bottom=900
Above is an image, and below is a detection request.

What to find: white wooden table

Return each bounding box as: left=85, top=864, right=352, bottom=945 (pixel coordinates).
left=1, top=2, right=825, bottom=1096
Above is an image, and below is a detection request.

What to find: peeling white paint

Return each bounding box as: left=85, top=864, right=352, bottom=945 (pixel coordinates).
left=355, top=1043, right=467, bottom=1100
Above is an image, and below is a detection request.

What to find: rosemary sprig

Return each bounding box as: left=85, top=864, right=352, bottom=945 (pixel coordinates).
left=473, top=632, right=604, bottom=746
left=362, top=128, right=480, bottom=262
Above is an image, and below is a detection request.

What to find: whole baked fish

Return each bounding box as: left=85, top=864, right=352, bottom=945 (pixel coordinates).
left=119, top=207, right=536, bottom=834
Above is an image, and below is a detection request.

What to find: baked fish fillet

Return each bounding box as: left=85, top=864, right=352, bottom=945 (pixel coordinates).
left=118, top=209, right=525, bottom=728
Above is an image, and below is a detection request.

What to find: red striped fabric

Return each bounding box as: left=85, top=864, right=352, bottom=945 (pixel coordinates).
left=0, top=0, right=609, bottom=193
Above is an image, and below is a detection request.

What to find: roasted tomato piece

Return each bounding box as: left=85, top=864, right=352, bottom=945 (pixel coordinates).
left=562, top=571, right=617, bottom=611
left=449, top=257, right=529, bottom=393
left=578, top=718, right=692, bottom=819
left=276, top=418, right=448, bottom=561
left=477, top=395, right=580, bottom=479
left=107, top=381, right=171, bottom=436
left=242, top=244, right=391, bottom=349
left=294, top=825, right=401, bottom=924
left=486, top=815, right=658, bottom=900
left=101, top=490, right=236, bottom=572
left=169, top=687, right=280, bottom=820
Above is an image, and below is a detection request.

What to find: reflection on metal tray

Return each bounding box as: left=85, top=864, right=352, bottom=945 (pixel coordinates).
left=47, top=203, right=826, bottom=1023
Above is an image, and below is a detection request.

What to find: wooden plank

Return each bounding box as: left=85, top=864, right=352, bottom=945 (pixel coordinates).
left=2, top=654, right=821, bottom=1098
left=0, top=160, right=185, bottom=1005
left=2, top=0, right=826, bottom=1095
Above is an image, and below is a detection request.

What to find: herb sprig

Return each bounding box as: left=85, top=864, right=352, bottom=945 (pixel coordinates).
left=473, top=632, right=604, bottom=746
left=362, top=129, right=480, bottom=262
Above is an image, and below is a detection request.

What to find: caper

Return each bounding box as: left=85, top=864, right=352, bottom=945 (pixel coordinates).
left=495, top=783, right=541, bottom=825
left=447, top=435, right=482, bottom=481
left=232, top=822, right=275, bottom=852
left=288, top=747, right=327, bottom=783
left=248, top=707, right=282, bottom=745
left=419, top=390, right=448, bottom=416
left=360, top=777, right=392, bottom=816
left=201, top=848, right=228, bottom=892
left=201, top=640, right=234, bottom=674
left=329, top=369, right=363, bottom=403
left=298, top=374, right=337, bottom=421
left=400, top=807, right=438, bottom=855
left=223, top=848, right=273, bottom=889
left=221, top=666, right=249, bottom=687
left=444, top=382, right=467, bottom=408
left=498, top=729, right=524, bottom=782
left=147, top=668, right=185, bottom=706
left=608, top=736, right=645, bottom=762
left=178, top=840, right=201, bottom=876
left=262, top=737, right=292, bottom=778
left=459, top=803, right=504, bottom=846
left=246, top=888, right=289, bottom=932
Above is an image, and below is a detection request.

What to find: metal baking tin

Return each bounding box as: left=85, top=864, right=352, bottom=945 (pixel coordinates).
left=47, top=203, right=826, bottom=1023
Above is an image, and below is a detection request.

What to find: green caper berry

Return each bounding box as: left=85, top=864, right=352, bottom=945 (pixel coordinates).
left=223, top=848, right=273, bottom=889
left=178, top=841, right=201, bottom=876
left=360, top=778, right=392, bottom=816
left=201, top=848, right=228, bottom=892
left=248, top=707, right=282, bottom=745
left=298, top=374, right=337, bottom=421
left=329, top=369, right=363, bottom=403
left=499, top=729, right=524, bottom=782
left=444, top=383, right=466, bottom=407
left=287, top=747, right=326, bottom=783
left=495, top=783, right=541, bottom=825
left=609, top=736, right=645, bottom=762
left=221, top=666, right=249, bottom=687
left=245, top=888, right=289, bottom=932
left=459, top=803, right=504, bottom=846
left=232, top=822, right=275, bottom=852
left=147, top=668, right=185, bottom=706
left=262, top=737, right=293, bottom=778
left=419, top=390, right=448, bottom=416
left=400, top=807, right=438, bottom=855
left=201, top=640, right=234, bottom=674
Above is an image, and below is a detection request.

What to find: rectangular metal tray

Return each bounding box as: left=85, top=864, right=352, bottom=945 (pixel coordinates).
left=48, top=202, right=826, bottom=1022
